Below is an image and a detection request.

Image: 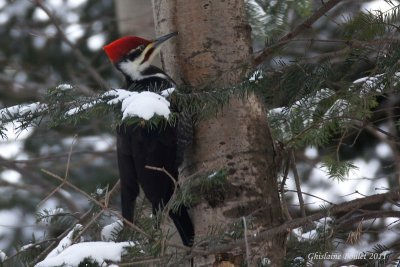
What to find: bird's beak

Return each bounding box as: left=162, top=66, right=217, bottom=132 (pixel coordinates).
left=152, top=32, right=178, bottom=48
left=140, top=32, right=178, bottom=65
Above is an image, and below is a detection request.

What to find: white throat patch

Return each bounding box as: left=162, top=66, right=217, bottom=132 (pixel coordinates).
left=119, top=60, right=148, bottom=81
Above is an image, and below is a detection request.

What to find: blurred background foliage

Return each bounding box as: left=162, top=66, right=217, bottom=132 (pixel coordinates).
left=0, top=0, right=400, bottom=265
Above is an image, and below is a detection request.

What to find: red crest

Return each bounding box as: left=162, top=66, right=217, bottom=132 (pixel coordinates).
left=103, top=36, right=151, bottom=63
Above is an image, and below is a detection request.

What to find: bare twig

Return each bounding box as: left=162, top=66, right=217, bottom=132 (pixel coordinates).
left=144, top=165, right=182, bottom=253
left=242, top=216, right=250, bottom=266
left=338, top=210, right=400, bottom=229
left=37, top=135, right=78, bottom=207
left=285, top=190, right=335, bottom=205
left=290, top=150, right=306, bottom=218
left=253, top=0, right=345, bottom=66
left=41, top=168, right=149, bottom=238
left=280, top=157, right=293, bottom=220
left=0, top=149, right=115, bottom=165
left=183, top=188, right=400, bottom=259
left=0, top=155, right=81, bottom=212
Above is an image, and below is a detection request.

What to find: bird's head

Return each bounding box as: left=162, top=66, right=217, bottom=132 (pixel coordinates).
left=103, top=32, right=177, bottom=81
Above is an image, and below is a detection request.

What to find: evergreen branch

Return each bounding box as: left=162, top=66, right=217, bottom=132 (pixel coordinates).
left=72, top=210, right=104, bottom=244
left=184, top=188, right=400, bottom=259
left=28, top=209, right=92, bottom=266
left=253, top=0, right=345, bottom=66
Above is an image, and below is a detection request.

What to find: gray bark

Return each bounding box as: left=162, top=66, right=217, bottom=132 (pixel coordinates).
left=151, top=0, right=286, bottom=265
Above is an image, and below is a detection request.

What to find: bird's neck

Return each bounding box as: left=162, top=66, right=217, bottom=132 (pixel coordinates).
left=123, top=65, right=175, bottom=92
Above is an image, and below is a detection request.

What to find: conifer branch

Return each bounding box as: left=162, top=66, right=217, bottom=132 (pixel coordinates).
left=253, top=0, right=344, bottom=66
left=29, top=209, right=93, bottom=266
left=185, top=188, right=400, bottom=259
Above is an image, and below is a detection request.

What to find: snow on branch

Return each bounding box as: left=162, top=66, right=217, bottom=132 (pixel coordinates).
left=268, top=72, right=392, bottom=142
left=102, top=89, right=172, bottom=120
left=0, top=84, right=175, bottom=138
left=0, top=102, right=47, bottom=120
left=64, top=87, right=175, bottom=120
left=35, top=224, right=133, bottom=267
left=35, top=241, right=132, bottom=267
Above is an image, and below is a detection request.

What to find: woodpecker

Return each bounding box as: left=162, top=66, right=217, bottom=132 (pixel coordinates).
left=103, top=32, right=194, bottom=247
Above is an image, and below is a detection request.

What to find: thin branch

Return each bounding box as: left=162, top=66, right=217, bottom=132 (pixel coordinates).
left=41, top=168, right=149, bottom=238
left=285, top=190, right=335, bottom=205
left=185, top=188, right=400, bottom=259
left=290, top=150, right=306, bottom=218
left=242, top=216, right=250, bottom=266
left=144, top=165, right=184, bottom=252
left=253, top=0, right=345, bottom=66
left=337, top=210, right=400, bottom=229
left=0, top=149, right=115, bottom=165
left=280, top=156, right=292, bottom=220
left=65, top=135, right=77, bottom=179
left=0, top=155, right=81, bottom=212
left=37, top=135, right=78, bottom=207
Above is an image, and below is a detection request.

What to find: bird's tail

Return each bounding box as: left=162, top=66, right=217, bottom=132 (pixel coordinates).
left=169, top=205, right=194, bottom=247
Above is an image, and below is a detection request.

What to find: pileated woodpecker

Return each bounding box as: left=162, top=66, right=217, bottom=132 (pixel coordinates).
left=103, top=32, right=194, bottom=247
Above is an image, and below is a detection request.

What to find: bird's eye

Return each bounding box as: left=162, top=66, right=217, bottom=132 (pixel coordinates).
left=137, top=45, right=145, bottom=51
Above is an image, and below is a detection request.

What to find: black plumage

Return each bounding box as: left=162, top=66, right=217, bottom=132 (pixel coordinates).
left=115, top=61, right=194, bottom=247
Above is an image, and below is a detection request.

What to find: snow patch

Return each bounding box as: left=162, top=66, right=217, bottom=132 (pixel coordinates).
left=249, top=69, right=263, bottom=81
left=304, top=146, right=318, bottom=159
left=161, top=87, right=176, bottom=97
left=56, top=84, right=73, bottom=90
left=292, top=217, right=333, bottom=241
left=35, top=241, right=132, bottom=267
left=0, top=102, right=47, bottom=120
left=45, top=224, right=83, bottom=259
left=101, top=220, right=123, bottom=242
left=352, top=74, right=384, bottom=95
left=0, top=250, right=6, bottom=262
left=324, top=99, right=350, bottom=119
left=376, top=142, right=392, bottom=158
left=104, top=89, right=171, bottom=120
left=65, top=101, right=98, bottom=116
left=20, top=243, right=34, bottom=251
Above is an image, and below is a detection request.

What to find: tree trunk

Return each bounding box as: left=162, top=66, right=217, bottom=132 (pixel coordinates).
left=152, top=0, right=286, bottom=266
left=115, top=0, right=161, bottom=67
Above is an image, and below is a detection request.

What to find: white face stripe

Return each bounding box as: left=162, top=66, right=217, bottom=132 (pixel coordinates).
left=119, top=60, right=170, bottom=82
left=119, top=59, right=145, bottom=80
left=118, top=43, right=169, bottom=82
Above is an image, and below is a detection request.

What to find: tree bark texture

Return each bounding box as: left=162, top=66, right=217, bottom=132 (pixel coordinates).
left=151, top=0, right=286, bottom=266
